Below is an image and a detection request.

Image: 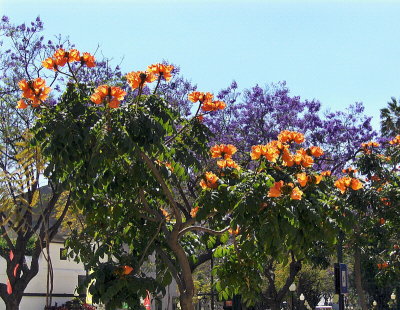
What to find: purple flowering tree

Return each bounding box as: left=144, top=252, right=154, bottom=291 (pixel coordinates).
left=205, top=81, right=376, bottom=172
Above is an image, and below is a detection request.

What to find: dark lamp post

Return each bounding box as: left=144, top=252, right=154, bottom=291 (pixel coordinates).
left=289, top=283, right=296, bottom=310
left=391, top=293, right=396, bottom=310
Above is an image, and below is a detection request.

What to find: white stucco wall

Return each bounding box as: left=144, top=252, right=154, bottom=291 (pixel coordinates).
left=0, top=245, right=178, bottom=310
left=0, top=242, right=85, bottom=310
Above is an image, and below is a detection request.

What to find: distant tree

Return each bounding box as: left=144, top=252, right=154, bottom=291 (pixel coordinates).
left=380, top=97, right=400, bottom=138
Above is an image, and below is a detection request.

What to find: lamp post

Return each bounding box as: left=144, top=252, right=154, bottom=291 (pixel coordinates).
left=299, top=294, right=305, bottom=310
left=289, top=283, right=296, bottom=310
left=373, top=300, right=377, bottom=309
left=391, top=292, right=396, bottom=310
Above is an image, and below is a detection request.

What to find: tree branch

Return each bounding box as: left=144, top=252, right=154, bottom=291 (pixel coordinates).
left=139, top=150, right=181, bottom=226
left=178, top=226, right=229, bottom=239
left=155, top=246, right=184, bottom=293
left=138, top=220, right=164, bottom=269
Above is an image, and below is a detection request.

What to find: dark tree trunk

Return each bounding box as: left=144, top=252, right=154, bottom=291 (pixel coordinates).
left=180, top=293, right=195, bottom=310
left=4, top=294, right=22, bottom=310
left=264, top=257, right=302, bottom=310
left=269, top=300, right=281, bottom=310
left=354, top=244, right=368, bottom=310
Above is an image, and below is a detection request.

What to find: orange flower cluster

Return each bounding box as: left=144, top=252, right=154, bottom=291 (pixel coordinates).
left=42, top=48, right=95, bottom=70
left=342, top=167, right=357, bottom=174
left=17, top=78, right=51, bottom=109
left=278, top=130, right=305, bottom=144
left=210, top=144, right=240, bottom=170
left=377, top=154, right=391, bottom=162
left=190, top=206, right=200, bottom=218
left=147, top=63, right=174, bottom=81
left=126, top=64, right=174, bottom=90
left=296, top=172, right=323, bottom=187
left=211, top=144, right=237, bottom=159
left=250, top=142, right=283, bottom=162
left=126, top=71, right=156, bottom=89
left=117, top=265, right=134, bottom=276
left=229, top=226, right=240, bottom=235
left=202, top=100, right=226, bottom=112
left=334, top=176, right=363, bottom=194
left=389, top=135, right=400, bottom=145
left=217, top=159, right=240, bottom=170
left=250, top=132, right=321, bottom=168
left=188, top=92, right=213, bottom=103
left=160, top=207, right=171, bottom=221
left=361, top=141, right=380, bottom=154
left=290, top=148, right=314, bottom=168
left=321, top=170, right=332, bottom=177
left=309, top=146, right=324, bottom=157
left=90, top=85, right=126, bottom=108
left=188, top=92, right=226, bottom=112
left=267, top=181, right=303, bottom=200
left=377, top=262, right=389, bottom=269
left=370, top=175, right=381, bottom=182
left=155, top=160, right=174, bottom=172
left=200, top=172, right=219, bottom=189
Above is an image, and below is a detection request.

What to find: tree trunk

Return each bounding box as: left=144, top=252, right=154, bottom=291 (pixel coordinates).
left=5, top=296, right=21, bottom=310
left=269, top=300, right=281, bottom=310
left=180, top=293, right=195, bottom=310
left=354, top=244, right=368, bottom=310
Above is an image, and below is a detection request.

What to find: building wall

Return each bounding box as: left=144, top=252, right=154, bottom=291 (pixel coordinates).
left=0, top=244, right=178, bottom=310
left=0, top=242, right=85, bottom=310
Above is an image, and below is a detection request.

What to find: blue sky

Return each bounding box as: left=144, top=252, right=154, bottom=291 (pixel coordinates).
left=2, top=0, right=400, bottom=130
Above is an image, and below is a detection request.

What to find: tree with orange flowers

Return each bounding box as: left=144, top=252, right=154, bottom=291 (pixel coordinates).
left=0, top=18, right=84, bottom=310
left=27, top=49, right=365, bottom=310
left=7, top=17, right=396, bottom=310
left=197, top=131, right=357, bottom=309
left=0, top=16, right=132, bottom=310
left=336, top=136, right=400, bottom=310
left=31, top=49, right=242, bottom=310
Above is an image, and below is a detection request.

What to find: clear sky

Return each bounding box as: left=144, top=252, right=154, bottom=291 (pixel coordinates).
left=2, top=0, right=400, bottom=130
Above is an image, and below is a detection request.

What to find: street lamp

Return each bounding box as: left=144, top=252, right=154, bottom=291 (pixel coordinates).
left=373, top=300, right=377, bottom=308
left=289, top=283, right=296, bottom=310
left=391, top=292, right=396, bottom=310
left=298, top=294, right=305, bottom=310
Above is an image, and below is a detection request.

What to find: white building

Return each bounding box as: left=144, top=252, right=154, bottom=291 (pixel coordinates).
left=0, top=238, right=178, bottom=310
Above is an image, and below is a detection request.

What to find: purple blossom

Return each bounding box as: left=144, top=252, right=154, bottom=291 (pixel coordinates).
left=206, top=81, right=376, bottom=173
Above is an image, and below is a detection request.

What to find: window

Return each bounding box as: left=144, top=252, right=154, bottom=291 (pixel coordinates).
left=60, top=248, right=67, bottom=260
left=77, top=275, right=87, bottom=296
